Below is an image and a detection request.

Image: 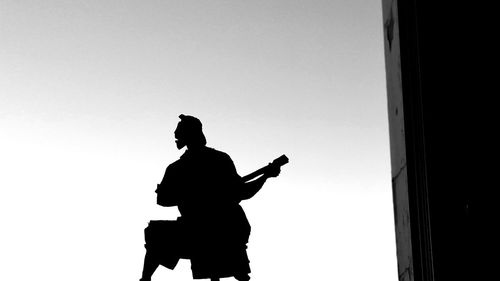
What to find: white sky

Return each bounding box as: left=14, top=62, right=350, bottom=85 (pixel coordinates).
left=0, top=1, right=397, bottom=280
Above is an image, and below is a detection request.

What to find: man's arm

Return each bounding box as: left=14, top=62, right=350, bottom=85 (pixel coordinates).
left=156, top=165, right=180, bottom=207
left=239, top=165, right=280, bottom=201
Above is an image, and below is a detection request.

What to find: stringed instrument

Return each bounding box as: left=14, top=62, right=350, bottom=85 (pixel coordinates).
left=241, top=154, right=289, bottom=183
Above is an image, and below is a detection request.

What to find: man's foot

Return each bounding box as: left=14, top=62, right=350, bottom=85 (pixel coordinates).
left=235, top=274, right=250, bottom=281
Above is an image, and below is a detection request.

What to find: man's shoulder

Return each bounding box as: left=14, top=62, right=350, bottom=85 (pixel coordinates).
left=170, top=147, right=233, bottom=165
left=166, top=157, right=184, bottom=170
left=205, top=147, right=232, bottom=160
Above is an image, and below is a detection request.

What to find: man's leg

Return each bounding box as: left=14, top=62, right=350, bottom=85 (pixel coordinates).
left=140, top=251, right=160, bottom=281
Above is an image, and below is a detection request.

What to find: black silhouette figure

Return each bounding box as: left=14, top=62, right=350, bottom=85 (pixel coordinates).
left=140, top=115, right=287, bottom=281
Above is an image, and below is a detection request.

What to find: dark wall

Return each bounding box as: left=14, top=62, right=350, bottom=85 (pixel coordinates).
left=393, top=1, right=484, bottom=280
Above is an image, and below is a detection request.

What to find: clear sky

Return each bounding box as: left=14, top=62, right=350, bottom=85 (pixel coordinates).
left=0, top=1, right=396, bottom=280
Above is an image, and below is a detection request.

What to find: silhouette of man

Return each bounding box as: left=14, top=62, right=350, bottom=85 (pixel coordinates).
left=140, top=114, right=280, bottom=281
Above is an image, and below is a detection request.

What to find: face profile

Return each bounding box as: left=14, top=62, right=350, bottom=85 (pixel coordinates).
left=173, top=114, right=207, bottom=150
left=174, top=123, right=187, bottom=150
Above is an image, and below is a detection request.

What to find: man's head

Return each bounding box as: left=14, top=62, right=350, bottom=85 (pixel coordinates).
left=174, top=114, right=207, bottom=149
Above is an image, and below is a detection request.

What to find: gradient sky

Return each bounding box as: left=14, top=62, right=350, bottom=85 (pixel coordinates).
left=0, top=1, right=396, bottom=280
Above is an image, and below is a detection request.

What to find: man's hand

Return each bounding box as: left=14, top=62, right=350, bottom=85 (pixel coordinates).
left=264, top=164, right=281, bottom=178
